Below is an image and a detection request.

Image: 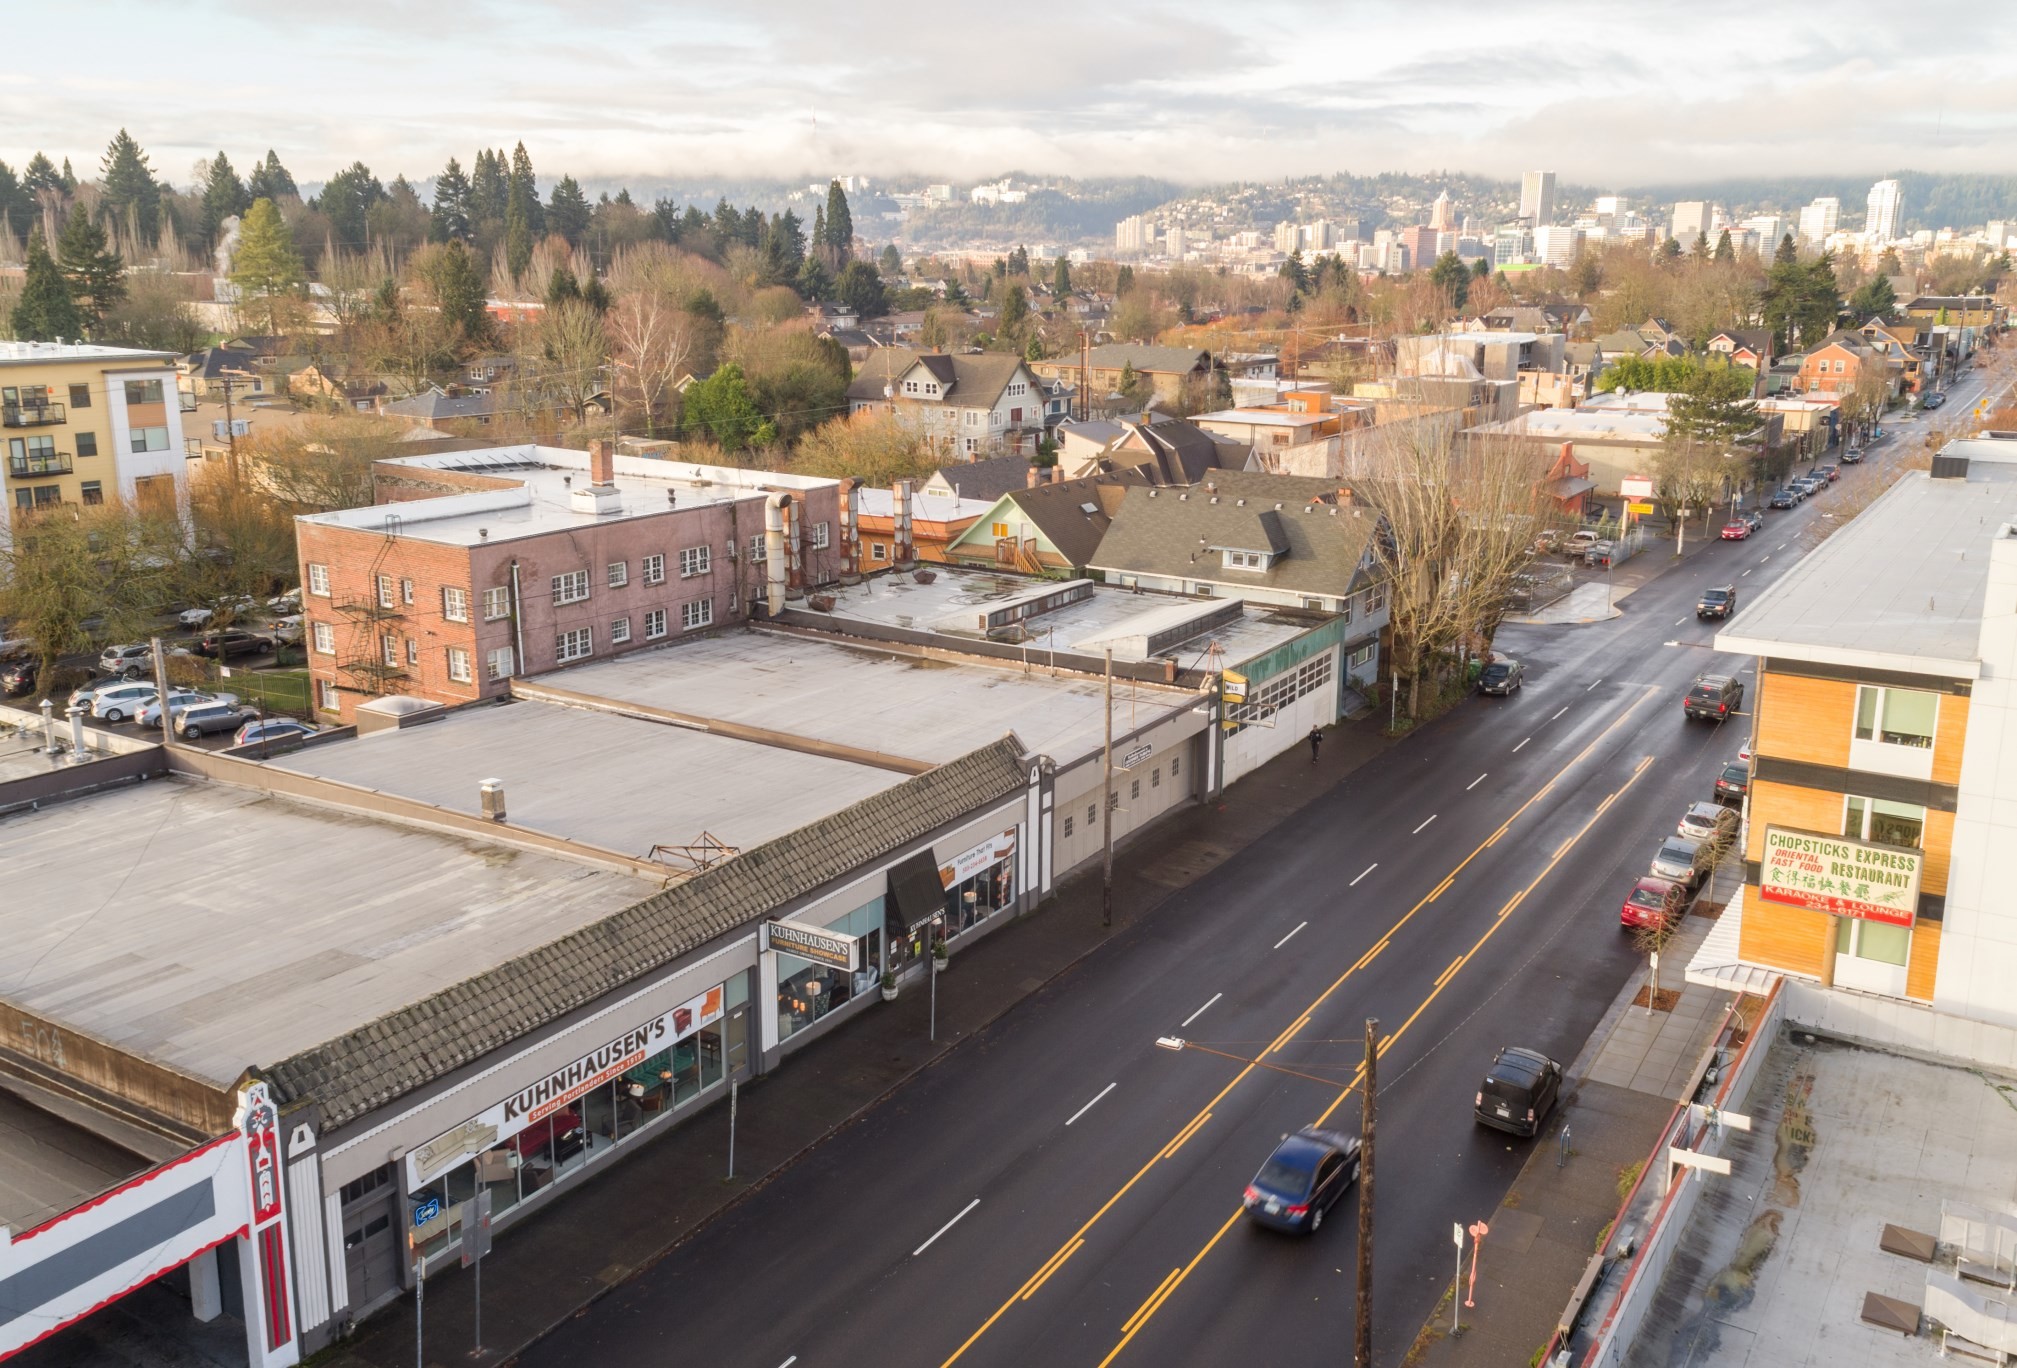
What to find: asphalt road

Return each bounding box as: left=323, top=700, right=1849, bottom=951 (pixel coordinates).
left=517, top=372, right=2003, bottom=1368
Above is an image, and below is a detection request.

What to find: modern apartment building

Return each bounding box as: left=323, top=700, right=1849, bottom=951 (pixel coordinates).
left=1865, top=178, right=1903, bottom=243
left=1697, top=437, right=2017, bottom=1036
left=1519, top=170, right=1557, bottom=227
left=1797, top=196, right=1841, bottom=244
left=0, top=340, right=187, bottom=539
left=294, top=442, right=844, bottom=722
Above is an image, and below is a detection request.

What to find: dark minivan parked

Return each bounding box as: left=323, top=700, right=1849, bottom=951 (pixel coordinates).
left=1475, top=1046, right=1563, bottom=1136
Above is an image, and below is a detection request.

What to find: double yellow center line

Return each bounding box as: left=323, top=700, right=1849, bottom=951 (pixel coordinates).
left=938, top=687, right=1658, bottom=1368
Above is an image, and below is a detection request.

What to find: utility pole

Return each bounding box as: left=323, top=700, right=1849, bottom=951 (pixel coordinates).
left=1101, top=646, right=1114, bottom=929
left=150, top=635, right=173, bottom=747
left=220, top=374, right=240, bottom=490
left=1356, top=1016, right=1378, bottom=1367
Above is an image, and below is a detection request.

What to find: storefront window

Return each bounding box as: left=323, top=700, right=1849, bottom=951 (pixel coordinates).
left=943, top=837, right=1016, bottom=941
left=777, top=898, right=885, bottom=1042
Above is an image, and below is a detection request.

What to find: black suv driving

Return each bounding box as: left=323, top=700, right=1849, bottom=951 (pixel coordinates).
left=1683, top=674, right=1744, bottom=721
left=1696, top=585, right=1738, bottom=619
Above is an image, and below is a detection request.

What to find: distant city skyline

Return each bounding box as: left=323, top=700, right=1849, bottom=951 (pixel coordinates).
left=4, top=0, right=2014, bottom=190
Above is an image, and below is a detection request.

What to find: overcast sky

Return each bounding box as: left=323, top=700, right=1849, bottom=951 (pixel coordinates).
left=5, top=0, right=2014, bottom=191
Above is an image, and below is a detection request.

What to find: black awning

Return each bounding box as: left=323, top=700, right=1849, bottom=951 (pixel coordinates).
left=886, top=848, right=948, bottom=929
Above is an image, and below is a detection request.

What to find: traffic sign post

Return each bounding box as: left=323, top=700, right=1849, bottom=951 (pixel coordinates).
left=460, top=1190, right=493, bottom=1356
left=1465, top=1220, right=1489, bottom=1308
left=1451, top=1222, right=1464, bottom=1333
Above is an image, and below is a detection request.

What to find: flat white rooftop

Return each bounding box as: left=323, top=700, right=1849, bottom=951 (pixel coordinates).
left=1472, top=408, right=1667, bottom=440
left=855, top=486, right=992, bottom=521
left=298, top=445, right=836, bottom=548
left=0, top=341, right=177, bottom=368
left=546, top=628, right=1196, bottom=768
left=271, top=696, right=904, bottom=856
left=1717, top=439, right=2017, bottom=674
left=0, top=778, right=658, bottom=1088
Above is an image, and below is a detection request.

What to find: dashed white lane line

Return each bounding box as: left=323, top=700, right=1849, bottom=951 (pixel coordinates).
left=1587, top=678, right=1602, bottom=691
left=914, top=1199, right=980, bottom=1256
left=1467, top=773, right=1487, bottom=791
left=1513, top=737, right=1531, bottom=752
left=1066, top=1083, right=1118, bottom=1126
left=1760, top=554, right=1771, bottom=564
left=1674, top=617, right=1688, bottom=626
left=1776, top=543, right=1787, bottom=550
left=1742, top=569, right=1753, bottom=576
left=1274, top=921, right=1308, bottom=950
left=1350, top=863, right=1378, bottom=886
left=1551, top=706, right=1568, bottom=720
left=1180, top=993, right=1222, bottom=1028
left=778, top=1358, right=798, bottom=1368
left=1413, top=814, right=1438, bottom=834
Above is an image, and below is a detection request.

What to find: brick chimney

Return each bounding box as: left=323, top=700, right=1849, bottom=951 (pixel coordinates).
left=1050, top=464, right=1063, bottom=484
left=570, top=439, right=622, bottom=515
left=589, top=438, right=615, bottom=486
left=1027, top=463, right=1042, bottom=488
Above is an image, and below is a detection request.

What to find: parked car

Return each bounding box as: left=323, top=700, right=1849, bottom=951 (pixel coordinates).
left=1923, top=391, right=1947, bottom=410
left=1742, top=508, right=1765, bottom=532
left=68, top=674, right=136, bottom=709
left=1566, top=529, right=1601, bottom=556
left=1241, top=1127, right=1362, bottom=1234
left=178, top=699, right=259, bottom=738
left=1719, top=519, right=1753, bottom=540
left=1586, top=540, right=1621, bottom=568
left=1478, top=657, right=1525, bottom=696
left=195, top=630, right=274, bottom=659
left=99, top=643, right=155, bottom=676
left=1840, top=447, right=1865, bottom=465
left=176, top=606, right=214, bottom=629
left=1768, top=488, right=1797, bottom=509
left=1816, top=464, right=1840, bottom=482
left=1622, top=876, right=1690, bottom=931
left=1474, top=1046, right=1563, bottom=1137
left=234, top=718, right=317, bottom=747
left=266, top=588, right=302, bottom=611
left=1, top=660, right=36, bottom=696
left=1679, top=801, right=1739, bottom=844
left=1650, top=834, right=1710, bottom=892
left=1683, top=674, right=1744, bottom=721
left=137, top=690, right=235, bottom=730
left=1696, top=585, right=1738, bottom=620
left=270, top=614, right=304, bottom=646
left=89, top=682, right=161, bottom=724
left=1714, top=761, right=1751, bottom=804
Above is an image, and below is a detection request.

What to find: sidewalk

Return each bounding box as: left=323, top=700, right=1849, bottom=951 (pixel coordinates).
left=306, top=715, right=1394, bottom=1368
left=1404, top=867, right=1742, bottom=1368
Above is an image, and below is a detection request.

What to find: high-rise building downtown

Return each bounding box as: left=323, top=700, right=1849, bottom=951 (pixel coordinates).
left=1670, top=201, right=1712, bottom=249
left=1866, top=179, right=1903, bottom=243
left=1429, top=189, right=1454, bottom=231
left=1115, top=215, right=1151, bottom=252
left=1519, top=170, right=1557, bottom=227
left=1797, top=197, right=1840, bottom=245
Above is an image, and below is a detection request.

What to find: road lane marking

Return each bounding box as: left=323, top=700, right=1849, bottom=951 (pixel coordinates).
left=1552, top=706, right=1568, bottom=720
left=1513, top=737, right=1531, bottom=752
left=1274, top=921, right=1307, bottom=949
left=779, top=1359, right=798, bottom=1368
left=1760, top=555, right=1771, bottom=563
left=1121, top=1269, right=1183, bottom=1338
left=1776, top=543, right=1786, bottom=550
left=1674, top=617, right=1687, bottom=626
left=1413, top=814, right=1437, bottom=834
left=1742, top=569, right=1752, bottom=576
left=1066, top=1084, right=1118, bottom=1126
left=1350, top=862, right=1378, bottom=885
left=914, top=1199, right=980, bottom=1256
left=1019, top=1239, right=1083, bottom=1301
left=1587, top=679, right=1602, bottom=691
left=1467, top=773, right=1487, bottom=790
left=1160, top=1112, right=1211, bottom=1159
left=939, top=687, right=1664, bottom=1367
left=1426, top=874, right=1454, bottom=901
left=1104, top=755, right=1664, bottom=1363
left=1179, top=993, right=1221, bottom=1028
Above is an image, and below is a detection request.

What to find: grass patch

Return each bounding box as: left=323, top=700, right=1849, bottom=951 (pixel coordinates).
left=1615, top=1159, right=1644, bottom=1203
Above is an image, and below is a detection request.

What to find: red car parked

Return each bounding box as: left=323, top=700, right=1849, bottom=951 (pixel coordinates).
left=1621, top=876, right=1689, bottom=930
left=1720, top=519, right=1752, bottom=540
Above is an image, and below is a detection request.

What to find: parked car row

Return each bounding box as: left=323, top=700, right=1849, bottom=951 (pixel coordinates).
left=1617, top=756, right=1751, bottom=934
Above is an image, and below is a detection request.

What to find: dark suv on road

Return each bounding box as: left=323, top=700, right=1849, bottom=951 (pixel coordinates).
left=1475, top=1046, right=1563, bottom=1137
left=1683, top=674, right=1744, bottom=721
left=1696, top=585, right=1738, bottom=619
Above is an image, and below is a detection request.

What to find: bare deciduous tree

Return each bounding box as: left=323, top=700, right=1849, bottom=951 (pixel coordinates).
left=606, top=287, right=697, bottom=437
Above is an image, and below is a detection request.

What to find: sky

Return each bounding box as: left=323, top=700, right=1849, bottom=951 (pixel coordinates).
left=4, top=0, right=2016, bottom=193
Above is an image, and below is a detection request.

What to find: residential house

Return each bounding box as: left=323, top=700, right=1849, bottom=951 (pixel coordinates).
left=861, top=311, right=927, bottom=346
left=379, top=387, right=504, bottom=430
left=1900, top=295, right=2000, bottom=329
left=806, top=300, right=860, bottom=331
left=1707, top=329, right=1772, bottom=369
left=882, top=353, right=1048, bottom=458
left=1028, top=344, right=1216, bottom=410
left=1056, top=416, right=1249, bottom=485
left=291, top=363, right=396, bottom=412
left=819, top=327, right=880, bottom=366
left=295, top=441, right=843, bottom=722
left=1087, top=469, right=1389, bottom=686
left=853, top=483, right=991, bottom=570
left=1, top=340, right=189, bottom=538
left=844, top=347, right=920, bottom=417
left=1693, top=437, right=2017, bottom=1046
left=181, top=339, right=285, bottom=401
left=942, top=470, right=1146, bottom=574
left=1539, top=442, right=1595, bottom=519
left=1795, top=330, right=1898, bottom=399
left=1191, top=396, right=1344, bottom=473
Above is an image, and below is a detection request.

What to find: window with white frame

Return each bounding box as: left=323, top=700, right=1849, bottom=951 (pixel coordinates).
left=607, top=561, right=629, bottom=588
left=1226, top=652, right=1334, bottom=736
left=381, top=633, right=399, bottom=667
left=446, top=647, right=472, bottom=683
left=679, top=546, right=711, bottom=577
left=442, top=586, right=469, bottom=622
left=1365, top=585, right=1387, bottom=613
left=810, top=522, right=831, bottom=550
left=406, top=638, right=419, bottom=667
left=1348, top=643, right=1375, bottom=671
left=870, top=542, right=888, bottom=561
left=485, top=646, right=515, bottom=681
left=318, top=679, right=339, bottom=711
left=644, top=607, right=668, bottom=639
left=312, top=621, right=335, bottom=653
left=1223, top=550, right=1268, bottom=570
left=681, top=598, right=713, bottom=631
left=1844, top=794, right=1926, bottom=849
left=1853, top=686, right=1936, bottom=750
left=748, top=535, right=767, bottom=564
left=307, top=563, right=330, bottom=596
left=552, top=569, right=589, bottom=604
left=400, top=578, right=414, bottom=605
left=611, top=616, right=632, bottom=644
left=376, top=575, right=396, bottom=609
left=555, top=626, right=593, bottom=662
left=642, top=553, right=665, bottom=585
left=482, top=586, right=510, bottom=620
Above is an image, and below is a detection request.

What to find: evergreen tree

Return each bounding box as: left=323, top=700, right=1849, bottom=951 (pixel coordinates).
left=0, top=161, right=33, bottom=237
left=1052, top=256, right=1072, bottom=296
left=681, top=362, right=775, bottom=452
left=1471, top=256, right=1492, bottom=279
left=317, top=162, right=384, bottom=253
left=1006, top=244, right=1029, bottom=276
left=57, top=207, right=126, bottom=328
left=835, top=259, right=887, bottom=318
left=1428, top=249, right=1470, bottom=313
left=1278, top=248, right=1310, bottom=293
left=420, top=239, right=490, bottom=348
left=1115, top=265, right=1134, bottom=294
left=942, top=277, right=970, bottom=307
left=1876, top=247, right=1904, bottom=277
left=198, top=152, right=249, bottom=254
left=21, top=153, right=65, bottom=196
left=544, top=265, right=582, bottom=309
left=1713, top=229, right=1735, bottom=264
left=505, top=212, right=533, bottom=286
left=468, top=150, right=508, bottom=226
left=823, top=180, right=853, bottom=258
left=1848, top=274, right=1898, bottom=321
left=712, top=197, right=742, bottom=246
left=245, top=150, right=298, bottom=202
left=9, top=232, right=85, bottom=341
left=1773, top=234, right=1798, bottom=266
left=99, top=129, right=159, bottom=242
left=811, top=205, right=826, bottom=254
left=506, top=142, right=541, bottom=234
left=1658, top=236, right=1683, bottom=262
left=879, top=243, right=903, bottom=275
left=795, top=253, right=832, bottom=300
left=773, top=209, right=806, bottom=266
left=999, top=282, right=1030, bottom=339
left=740, top=205, right=765, bottom=249
left=230, top=198, right=305, bottom=334
left=1689, top=232, right=1711, bottom=264
left=546, top=175, right=591, bottom=246
left=431, top=158, right=472, bottom=242
left=581, top=276, right=612, bottom=316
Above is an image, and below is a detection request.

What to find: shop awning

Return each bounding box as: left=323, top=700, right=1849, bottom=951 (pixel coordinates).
left=886, top=849, right=948, bottom=929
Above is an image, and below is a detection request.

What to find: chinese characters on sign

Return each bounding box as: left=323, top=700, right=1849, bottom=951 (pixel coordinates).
left=1758, top=826, right=1922, bottom=927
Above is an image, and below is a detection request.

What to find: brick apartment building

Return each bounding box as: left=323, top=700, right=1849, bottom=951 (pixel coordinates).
left=295, top=443, right=845, bottom=722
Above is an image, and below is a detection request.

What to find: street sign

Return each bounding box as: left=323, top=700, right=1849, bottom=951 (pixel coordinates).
left=1119, top=743, right=1153, bottom=770
left=1627, top=501, right=1655, bottom=515
left=1620, top=477, right=1655, bottom=498
left=1221, top=669, right=1248, bottom=703
left=460, top=1190, right=493, bottom=1267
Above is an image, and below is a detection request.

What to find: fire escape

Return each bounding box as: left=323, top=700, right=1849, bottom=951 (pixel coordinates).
left=332, top=514, right=409, bottom=699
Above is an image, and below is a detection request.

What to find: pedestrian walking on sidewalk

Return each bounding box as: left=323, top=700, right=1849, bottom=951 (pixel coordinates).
left=1309, top=725, right=1323, bottom=762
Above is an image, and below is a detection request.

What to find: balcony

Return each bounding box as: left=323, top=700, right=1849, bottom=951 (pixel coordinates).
left=7, top=452, right=73, bottom=477
left=2, top=402, right=66, bottom=428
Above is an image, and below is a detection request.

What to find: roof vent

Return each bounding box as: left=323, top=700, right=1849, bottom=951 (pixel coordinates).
left=1931, top=453, right=1970, bottom=480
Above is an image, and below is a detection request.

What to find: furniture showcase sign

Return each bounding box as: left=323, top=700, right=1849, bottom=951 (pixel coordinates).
left=1758, top=825, right=1923, bottom=927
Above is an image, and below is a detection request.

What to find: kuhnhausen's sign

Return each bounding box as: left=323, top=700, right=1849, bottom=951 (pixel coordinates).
left=765, top=918, right=860, bottom=971
left=1758, top=826, right=1922, bottom=927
